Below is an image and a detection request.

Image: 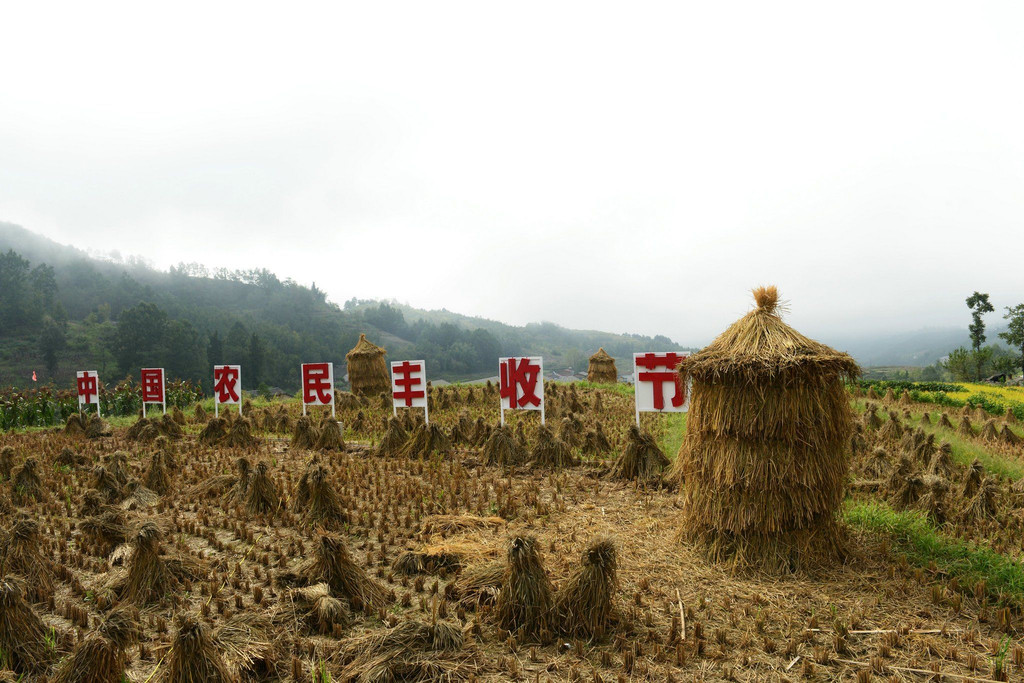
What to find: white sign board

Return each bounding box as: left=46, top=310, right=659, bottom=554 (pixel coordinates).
left=301, top=362, right=335, bottom=417
left=499, top=356, right=545, bottom=425
left=391, top=360, right=428, bottom=422
left=633, top=352, right=689, bottom=425
left=76, top=370, right=101, bottom=416
left=213, top=365, right=242, bottom=417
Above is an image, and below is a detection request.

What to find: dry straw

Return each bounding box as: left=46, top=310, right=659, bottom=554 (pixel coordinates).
left=676, top=286, right=859, bottom=574
left=587, top=347, right=618, bottom=384
left=346, top=333, right=390, bottom=397
left=611, top=425, right=669, bottom=482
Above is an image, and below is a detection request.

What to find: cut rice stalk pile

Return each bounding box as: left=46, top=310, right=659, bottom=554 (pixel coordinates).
left=677, top=286, right=858, bottom=574
left=611, top=425, right=669, bottom=482
left=289, top=530, right=392, bottom=612
left=495, top=535, right=554, bottom=642
left=0, top=577, right=53, bottom=675
left=552, top=537, right=619, bottom=639
left=337, top=619, right=476, bottom=682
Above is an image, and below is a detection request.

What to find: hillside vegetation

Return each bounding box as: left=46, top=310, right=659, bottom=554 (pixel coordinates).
left=0, top=222, right=691, bottom=390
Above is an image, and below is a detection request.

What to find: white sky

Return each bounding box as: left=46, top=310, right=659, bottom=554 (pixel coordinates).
left=2, top=1, right=1022, bottom=345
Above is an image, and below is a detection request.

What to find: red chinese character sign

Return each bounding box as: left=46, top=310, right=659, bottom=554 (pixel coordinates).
left=140, top=368, right=166, bottom=417
left=391, top=360, right=428, bottom=423
left=301, top=362, right=335, bottom=417
left=213, top=365, right=242, bottom=417
left=633, top=352, right=689, bottom=425
left=499, top=356, right=545, bottom=425
left=76, top=370, right=101, bottom=416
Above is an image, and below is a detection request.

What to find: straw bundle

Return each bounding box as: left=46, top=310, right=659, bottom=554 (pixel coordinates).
left=1005, top=407, right=1017, bottom=425
left=294, top=530, right=391, bottom=612
left=552, top=537, right=619, bottom=639
left=937, top=413, right=954, bottom=429
left=346, top=333, right=389, bottom=397
left=611, top=426, right=669, bottom=482
left=496, top=535, right=554, bottom=641
left=0, top=518, right=57, bottom=602
left=0, top=446, right=13, bottom=479
left=160, top=615, right=234, bottom=682
left=314, top=416, right=345, bottom=451
left=676, top=286, right=859, bottom=573
left=1001, top=425, right=1021, bottom=446
left=246, top=461, right=280, bottom=515
left=273, top=583, right=350, bottom=635
left=376, top=416, right=408, bottom=456
left=337, top=619, right=473, bottom=682
left=979, top=419, right=1001, bottom=441
left=52, top=607, right=139, bottom=683
left=11, top=458, right=42, bottom=504
left=290, top=416, right=319, bottom=450
left=530, top=424, right=578, bottom=469
left=957, top=415, right=974, bottom=437
left=582, top=424, right=612, bottom=456
left=0, top=577, right=52, bottom=675
left=482, top=424, right=528, bottom=467
left=587, top=348, right=618, bottom=384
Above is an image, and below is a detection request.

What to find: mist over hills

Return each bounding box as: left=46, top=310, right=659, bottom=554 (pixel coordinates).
left=0, top=222, right=691, bottom=389
left=1, top=222, right=997, bottom=391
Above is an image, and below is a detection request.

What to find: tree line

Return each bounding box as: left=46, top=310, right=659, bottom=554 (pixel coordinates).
left=1, top=243, right=682, bottom=390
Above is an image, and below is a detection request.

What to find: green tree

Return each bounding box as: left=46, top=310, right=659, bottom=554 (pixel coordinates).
left=38, top=316, right=67, bottom=376
left=111, top=302, right=168, bottom=376
left=941, top=347, right=972, bottom=381
left=225, top=321, right=249, bottom=365
left=207, top=331, right=224, bottom=366
left=970, top=346, right=994, bottom=381
left=966, top=291, right=994, bottom=350
left=248, top=332, right=265, bottom=384
left=164, top=319, right=205, bottom=383
left=999, top=303, right=1024, bottom=379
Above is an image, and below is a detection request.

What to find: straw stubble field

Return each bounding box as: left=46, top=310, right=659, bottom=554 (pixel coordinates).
left=1, top=381, right=1023, bottom=681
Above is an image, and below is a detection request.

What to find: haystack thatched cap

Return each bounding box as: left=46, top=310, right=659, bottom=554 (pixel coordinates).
left=589, top=347, right=613, bottom=361
left=680, top=286, right=859, bottom=381
left=347, top=333, right=386, bottom=357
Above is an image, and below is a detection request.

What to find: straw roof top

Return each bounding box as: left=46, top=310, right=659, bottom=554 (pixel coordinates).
left=347, top=333, right=386, bottom=358
left=589, top=347, right=614, bottom=362
left=681, top=286, right=859, bottom=381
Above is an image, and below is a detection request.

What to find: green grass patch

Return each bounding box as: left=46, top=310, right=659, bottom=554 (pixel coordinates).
left=657, top=412, right=687, bottom=459
left=845, top=499, right=1024, bottom=607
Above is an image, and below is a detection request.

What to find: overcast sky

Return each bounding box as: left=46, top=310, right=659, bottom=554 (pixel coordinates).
left=2, top=2, right=1022, bottom=346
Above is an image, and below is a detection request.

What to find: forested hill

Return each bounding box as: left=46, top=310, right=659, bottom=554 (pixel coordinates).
left=0, top=222, right=691, bottom=390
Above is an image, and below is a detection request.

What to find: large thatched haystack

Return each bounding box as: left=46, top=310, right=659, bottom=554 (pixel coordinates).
left=677, top=286, right=859, bottom=573
left=346, top=333, right=389, bottom=397
left=587, top=348, right=618, bottom=384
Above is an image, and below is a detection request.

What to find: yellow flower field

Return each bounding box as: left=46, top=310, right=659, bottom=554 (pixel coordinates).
left=948, top=382, right=1024, bottom=402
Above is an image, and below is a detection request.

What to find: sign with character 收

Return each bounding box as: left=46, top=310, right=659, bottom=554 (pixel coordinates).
left=498, top=356, right=545, bottom=425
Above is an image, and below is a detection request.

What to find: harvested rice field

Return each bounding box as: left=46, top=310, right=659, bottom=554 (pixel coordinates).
left=2, top=380, right=1024, bottom=681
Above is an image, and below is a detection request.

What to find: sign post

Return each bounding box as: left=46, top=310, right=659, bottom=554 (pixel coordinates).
left=76, top=370, right=101, bottom=417
left=633, top=352, right=689, bottom=426
left=391, top=360, right=428, bottom=423
left=140, top=368, right=166, bottom=418
left=498, top=356, right=545, bottom=426
left=213, top=365, right=242, bottom=417
left=301, top=362, right=335, bottom=418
